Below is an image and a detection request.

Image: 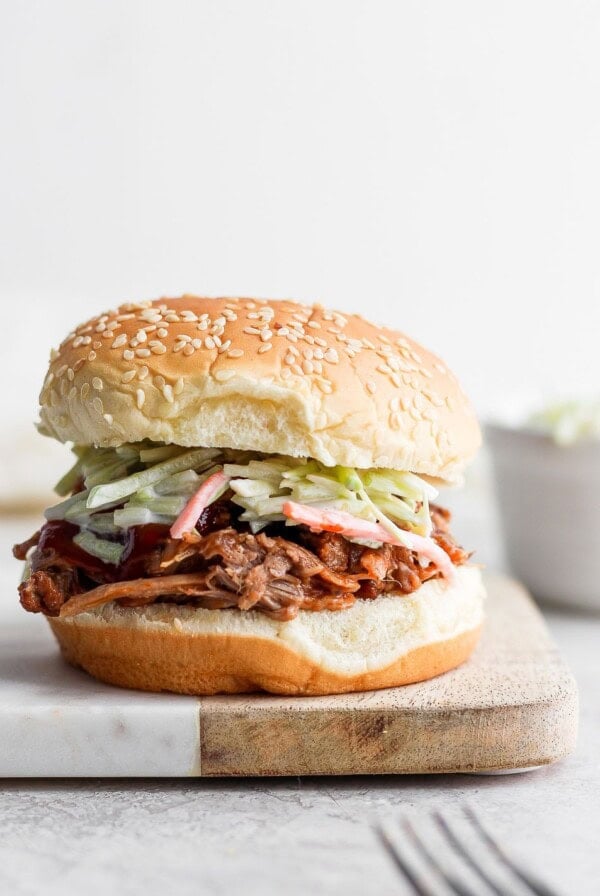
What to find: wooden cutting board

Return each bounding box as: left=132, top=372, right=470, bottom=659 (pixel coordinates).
left=0, top=574, right=578, bottom=777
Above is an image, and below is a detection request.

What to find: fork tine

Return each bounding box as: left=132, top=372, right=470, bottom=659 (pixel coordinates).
left=433, top=811, right=511, bottom=896
left=374, top=823, right=438, bottom=896
left=401, top=817, right=480, bottom=896
left=464, top=807, right=563, bottom=896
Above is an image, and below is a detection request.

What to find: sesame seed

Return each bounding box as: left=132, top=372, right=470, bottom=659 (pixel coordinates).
left=218, top=339, right=232, bottom=353
left=313, top=361, right=323, bottom=374
left=92, top=377, right=103, bottom=391
left=258, top=343, right=272, bottom=353
left=138, top=366, right=149, bottom=380
left=88, top=350, right=97, bottom=361
left=72, top=336, right=84, bottom=348
left=121, top=370, right=136, bottom=383
left=154, top=375, right=166, bottom=388
left=183, top=344, right=195, bottom=356
left=276, top=327, right=290, bottom=337
left=260, top=329, right=272, bottom=342
left=55, top=365, right=68, bottom=378
left=174, top=377, right=184, bottom=395
left=285, top=353, right=295, bottom=365
left=292, top=364, right=304, bottom=376
left=317, top=380, right=333, bottom=394
left=190, top=338, right=201, bottom=349
left=93, top=341, right=102, bottom=349
left=95, top=322, right=106, bottom=333
left=180, top=310, right=198, bottom=322
left=164, top=313, right=180, bottom=322
left=80, top=383, right=90, bottom=399
left=247, top=311, right=260, bottom=319
left=307, top=321, right=321, bottom=329
left=136, top=329, right=147, bottom=343
left=205, top=336, right=215, bottom=349
left=67, top=368, right=74, bottom=381
left=93, top=397, right=103, bottom=414
left=112, top=334, right=127, bottom=349
left=313, top=348, right=324, bottom=360
left=173, top=342, right=185, bottom=353
left=286, top=332, right=298, bottom=342
left=68, top=386, right=77, bottom=401
left=213, top=316, right=226, bottom=328
left=288, top=345, right=300, bottom=356
left=123, top=350, right=134, bottom=361
left=135, top=348, right=151, bottom=358
left=324, top=348, right=339, bottom=364
left=162, top=384, right=174, bottom=403
left=150, top=343, right=167, bottom=354
left=214, top=370, right=236, bottom=382
left=401, top=397, right=410, bottom=411
left=103, top=413, right=114, bottom=424
left=366, top=381, right=377, bottom=395
left=281, top=368, right=292, bottom=380
left=196, top=320, right=208, bottom=331
left=391, top=373, right=403, bottom=388
left=212, top=334, right=222, bottom=347
left=390, top=397, right=400, bottom=412
left=156, top=327, right=168, bottom=338
left=243, top=326, right=260, bottom=335
left=228, top=348, right=244, bottom=358
left=116, top=313, right=136, bottom=322
left=136, top=389, right=145, bottom=409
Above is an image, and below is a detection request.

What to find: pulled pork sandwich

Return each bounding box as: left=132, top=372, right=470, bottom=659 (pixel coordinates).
left=14, top=296, right=485, bottom=695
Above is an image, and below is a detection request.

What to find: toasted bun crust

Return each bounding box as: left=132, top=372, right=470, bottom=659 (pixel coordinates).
left=39, top=297, right=480, bottom=482
left=48, top=566, right=485, bottom=696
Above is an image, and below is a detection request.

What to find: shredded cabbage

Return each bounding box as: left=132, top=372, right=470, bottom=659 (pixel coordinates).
left=45, top=443, right=439, bottom=563
left=529, top=398, right=600, bottom=445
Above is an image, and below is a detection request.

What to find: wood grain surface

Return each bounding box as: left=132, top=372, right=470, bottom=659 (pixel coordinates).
left=198, top=574, right=578, bottom=775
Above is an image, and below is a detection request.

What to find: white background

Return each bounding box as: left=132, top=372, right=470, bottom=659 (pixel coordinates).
left=1, top=0, right=599, bottom=481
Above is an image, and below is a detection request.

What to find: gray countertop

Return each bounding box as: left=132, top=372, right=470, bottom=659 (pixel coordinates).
left=1, top=505, right=598, bottom=896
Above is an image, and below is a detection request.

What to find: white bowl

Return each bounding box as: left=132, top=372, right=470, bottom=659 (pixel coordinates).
left=486, top=422, right=600, bottom=612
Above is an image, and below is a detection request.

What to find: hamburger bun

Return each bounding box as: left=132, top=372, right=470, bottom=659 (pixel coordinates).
left=49, top=566, right=485, bottom=696
left=38, top=296, right=480, bottom=484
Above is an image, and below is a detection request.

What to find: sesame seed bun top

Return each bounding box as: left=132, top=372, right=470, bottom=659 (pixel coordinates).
left=38, top=296, right=481, bottom=482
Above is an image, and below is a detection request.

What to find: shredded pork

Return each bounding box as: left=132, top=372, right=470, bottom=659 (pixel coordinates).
left=15, top=504, right=469, bottom=622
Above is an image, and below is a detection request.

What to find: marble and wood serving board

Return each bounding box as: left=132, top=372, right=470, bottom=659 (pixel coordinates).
left=0, top=574, right=578, bottom=777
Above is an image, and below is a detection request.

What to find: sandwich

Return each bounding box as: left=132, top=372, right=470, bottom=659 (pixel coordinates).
left=13, top=296, right=485, bottom=695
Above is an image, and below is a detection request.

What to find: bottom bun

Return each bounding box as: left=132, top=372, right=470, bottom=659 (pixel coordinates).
left=49, top=565, right=485, bottom=696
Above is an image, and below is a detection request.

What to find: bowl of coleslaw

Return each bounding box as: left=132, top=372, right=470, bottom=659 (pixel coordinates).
left=487, top=399, right=600, bottom=612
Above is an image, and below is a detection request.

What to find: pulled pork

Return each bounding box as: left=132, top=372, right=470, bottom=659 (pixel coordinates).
left=15, top=504, right=469, bottom=622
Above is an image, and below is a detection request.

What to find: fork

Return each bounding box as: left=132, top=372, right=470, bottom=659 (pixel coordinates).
left=375, top=806, right=562, bottom=896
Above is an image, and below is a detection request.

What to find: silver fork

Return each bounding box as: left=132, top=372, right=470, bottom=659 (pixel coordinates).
left=375, top=806, right=563, bottom=896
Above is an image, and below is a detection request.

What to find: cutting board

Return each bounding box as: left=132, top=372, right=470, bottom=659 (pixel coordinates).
left=0, top=573, right=577, bottom=777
